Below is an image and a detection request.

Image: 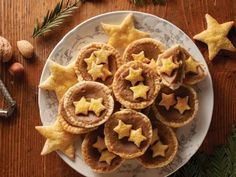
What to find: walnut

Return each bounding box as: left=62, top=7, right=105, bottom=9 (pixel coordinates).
left=0, top=36, right=13, bottom=62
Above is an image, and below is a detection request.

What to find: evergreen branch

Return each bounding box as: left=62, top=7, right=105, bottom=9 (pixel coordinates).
left=172, top=126, right=236, bottom=177
left=207, top=147, right=230, bottom=177
left=32, top=0, right=86, bottom=38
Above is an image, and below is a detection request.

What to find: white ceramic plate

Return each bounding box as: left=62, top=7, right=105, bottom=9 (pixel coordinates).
left=38, top=11, right=214, bottom=177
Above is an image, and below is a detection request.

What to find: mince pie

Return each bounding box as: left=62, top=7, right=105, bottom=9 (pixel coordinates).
left=104, top=109, right=152, bottom=159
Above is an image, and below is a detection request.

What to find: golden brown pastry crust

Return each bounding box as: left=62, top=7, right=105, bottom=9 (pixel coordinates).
left=112, top=61, right=160, bottom=109
left=123, top=38, right=165, bottom=63
left=81, top=127, right=125, bottom=173
left=137, top=116, right=178, bottom=168
left=183, top=61, right=207, bottom=85
left=152, top=84, right=198, bottom=128
left=63, top=81, right=114, bottom=128
left=74, top=43, right=123, bottom=85
left=156, top=45, right=186, bottom=89
left=104, top=109, right=152, bottom=159
left=58, top=98, right=97, bottom=134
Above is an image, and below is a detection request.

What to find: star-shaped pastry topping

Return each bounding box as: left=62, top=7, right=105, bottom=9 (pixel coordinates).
left=128, top=128, right=147, bottom=147
left=89, top=98, right=106, bottom=116
left=151, top=141, right=169, bottom=158
left=132, top=51, right=150, bottom=63
left=84, top=53, right=97, bottom=70
left=160, top=56, right=179, bottom=76
left=193, top=14, right=236, bottom=60
left=159, top=93, right=176, bottom=110
left=94, top=48, right=111, bottom=65
left=149, top=59, right=157, bottom=70
left=39, top=61, right=78, bottom=101
left=185, top=56, right=200, bottom=74
left=174, top=96, right=191, bottom=114
left=130, top=82, right=150, bottom=100
left=92, top=136, right=107, bottom=152
left=35, top=119, right=77, bottom=160
left=73, top=97, right=90, bottom=115
left=150, top=128, right=160, bottom=145
left=125, top=67, right=144, bottom=86
left=101, top=14, right=149, bottom=49
left=88, top=62, right=112, bottom=81
left=101, top=66, right=112, bottom=81
left=99, top=150, right=117, bottom=165
left=88, top=62, right=104, bottom=80
left=113, top=120, right=132, bottom=139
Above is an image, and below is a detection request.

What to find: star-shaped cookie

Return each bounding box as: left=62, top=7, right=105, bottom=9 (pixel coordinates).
left=113, top=120, right=132, bottom=139
left=92, top=136, right=107, bottom=152
left=130, top=82, right=150, bottom=100
left=185, top=56, right=199, bottom=74
left=159, top=93, right=176, bottom=110
left=174, top=96, right=191, bottom=114
left=193, top=14, right=236, bottom=60
left=73, top=96, right=91, bottom=115
left=125, top=67, right=144, bottom=86
left=39, top=61, right=78, bottom=101
left=35, top=119, right=77, bottom=160
left=128, top=128, right=147, bottom=147
left=132, top=51, right=150, bottom=63
left=151, top=141, right=169, bottom=158
left=89, top=98, right=106, bottom=116
left=101, top=14, right=149, bottom=49
left=160, top=56, right=179, bottom=76
left=99, top=150, right=117, bottom=165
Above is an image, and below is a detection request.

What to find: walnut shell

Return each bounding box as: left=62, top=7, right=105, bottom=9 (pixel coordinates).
left=0, top=36, right=13, bottom=62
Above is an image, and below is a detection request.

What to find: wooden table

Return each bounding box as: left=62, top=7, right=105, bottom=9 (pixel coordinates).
left=0, top=0, right=235, bottom=176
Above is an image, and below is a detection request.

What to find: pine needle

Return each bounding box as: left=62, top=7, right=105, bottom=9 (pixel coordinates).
left=172, top=126, right=236, bottom=177
left=32, top=0, right=86, bottom=38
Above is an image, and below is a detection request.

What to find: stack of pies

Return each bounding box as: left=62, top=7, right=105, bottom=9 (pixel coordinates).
left=37, top=13, right=207, bottom=173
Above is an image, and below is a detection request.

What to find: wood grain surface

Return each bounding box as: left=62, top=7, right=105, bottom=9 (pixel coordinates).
left=0, top=0, right=236, bottom=177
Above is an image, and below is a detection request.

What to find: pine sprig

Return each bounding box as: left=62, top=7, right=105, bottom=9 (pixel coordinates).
left=172, top=126, right=236, bottom=177
left=130, top=0, right=166, bottom=5
left=33, top=0, right=85, bottom=38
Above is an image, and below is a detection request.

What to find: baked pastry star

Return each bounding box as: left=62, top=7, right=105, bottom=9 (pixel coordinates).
left=151, top=141, right=169, bottom=158
left=149, top=59, right=157, bottom=70
left=35, top=119, right=77, bottom=160
left=39, top=61, right=78, bottom=101
left=84, top=53, right=97, bottom=70
left=94, top=48, right=111, bottom=65
left=160, top=56, right=179, bottom=76
left=101, top=14, right=149, bottom=49
left=174, top=96, right=191, bottom=114
left=128, top=128, right=147, bottom=147
left=185, top=56, right=199, bottom=74
left=159, top=93, right=176, bottom=110
left=92, top=136, right=107, bottom=152
left=125, top=67, right=144, bottom=86
left=73, top=96, right=90, bottom=115
left=99, top=150, right=117, bottom=165
left=132, top=51, right=150, bottom=63
left=130, top=82, right=150, bottom=100
left=89, top=98, right=106, bottom=116
left=113, top=119, right=132, bottom=139
left=193, top=14, right=236, bottom=60
left=88, top=62, right=112, bottom=81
